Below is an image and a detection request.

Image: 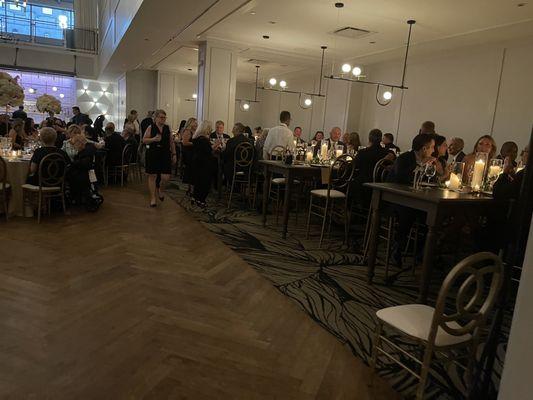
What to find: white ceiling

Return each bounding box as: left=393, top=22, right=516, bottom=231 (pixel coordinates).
left=102, top=0, right=533, bottom=82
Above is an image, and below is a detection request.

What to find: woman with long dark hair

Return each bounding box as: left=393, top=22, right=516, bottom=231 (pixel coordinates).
left=143, top=109, right=176, bottom=207
left=180, top=117, right=198, bottom=196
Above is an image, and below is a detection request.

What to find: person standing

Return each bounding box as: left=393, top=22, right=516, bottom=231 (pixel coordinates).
left=263, top=111, right=295, bottom=159
left=143, top=109, right=176, bottom=207
left=192, top=120, right=215, bottom=208
left=12, top=105, right=27, bottom=121
left=140, top=111, right=154, bottom=138
left=70, top=106, right=92, bottom=126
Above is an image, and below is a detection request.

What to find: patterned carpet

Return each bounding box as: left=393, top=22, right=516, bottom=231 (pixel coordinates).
left=167, top=180, right=506, bottom=399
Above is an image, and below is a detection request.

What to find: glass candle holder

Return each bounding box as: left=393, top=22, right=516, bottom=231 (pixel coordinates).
left=305, top=146, right=314, bottom=163
left=486, top=158, right=503, bottom=190
left=471, top=152, right=488, bottom=192
left=335, top=144, right=344, bottom=158
left=445, top=162, right=464, bottom=190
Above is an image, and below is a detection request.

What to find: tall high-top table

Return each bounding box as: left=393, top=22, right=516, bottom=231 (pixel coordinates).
left=364, top=182, right=503, bottom=304
left=259, top=160, right=323, bottom=239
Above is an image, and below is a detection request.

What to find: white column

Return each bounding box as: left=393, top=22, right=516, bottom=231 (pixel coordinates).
left=197, top=41, right=237, bottom=130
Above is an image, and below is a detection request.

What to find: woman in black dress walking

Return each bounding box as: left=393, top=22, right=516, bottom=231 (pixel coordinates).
left=143, top=109, right=176, bottom=207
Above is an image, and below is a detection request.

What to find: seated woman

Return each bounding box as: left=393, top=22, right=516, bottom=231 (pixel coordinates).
left=432, top=134, right=450, bottom=182
left=9, top=119, right=27, bottom=150
left=309, top=130, right=324, bottom=145
left=254, top=128, right=269, bottom=161
left=122, top=122, right=139, bottom=162
left=104, top=122, right=125, bottom=167
left=191, top=120, right=215, bottom=208
left=462, top=135, right=497, bottom=184
left=24, top=118, right=39, bottom=142
left=27, top=127, right=69, bottom=186
left=344, top=131, right=361, bottom=153
left=67, top=134, right=97, bottom=203
left=61, top=124, right=83, bottom=160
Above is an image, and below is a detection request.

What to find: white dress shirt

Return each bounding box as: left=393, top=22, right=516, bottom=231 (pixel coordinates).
left=263, top=123, right=295, bottom=159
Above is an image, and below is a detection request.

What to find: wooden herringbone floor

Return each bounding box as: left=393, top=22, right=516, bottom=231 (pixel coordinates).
left=0, top=185, right=399, bottom=400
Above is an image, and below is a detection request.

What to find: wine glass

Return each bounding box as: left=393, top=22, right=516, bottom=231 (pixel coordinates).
left=424, top=163, right=436, bottom=185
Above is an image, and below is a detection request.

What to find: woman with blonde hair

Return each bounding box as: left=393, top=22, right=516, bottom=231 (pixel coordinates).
left=462, top=134, right=497, bottom=184
left=180, top=117, right=198, bottom=195
left=143, top=109, right=176, bottom=207
left=61, top=124, right=83, bottom=160
left=191, top=120, right=214, bottom=208
left=124, top=110, right=140, bottom=141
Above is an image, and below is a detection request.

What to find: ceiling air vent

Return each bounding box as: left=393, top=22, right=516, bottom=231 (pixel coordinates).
left=333, top=27, right=372, bottom=39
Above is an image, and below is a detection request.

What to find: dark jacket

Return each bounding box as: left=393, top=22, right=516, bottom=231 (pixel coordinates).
left=384, top=142, right=400, bottom=153
left=140, top=117, right=152, bottom=138
left=222, top=134, right=254, bottom=182
left=450, top=151, right=465, bottom=163
left=12, top=109, right=27, bottom=120
left=387, top=150, right=418, bottom=185
left=104, top=132, right=126, bottom=166
left=354, top=144, right=391, bottom=184
left=70, top=113, right=92, bottom=126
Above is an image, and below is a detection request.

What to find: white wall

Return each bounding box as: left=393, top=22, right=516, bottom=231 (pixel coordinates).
left=157, top=71, right=197, bottom=130
left=75, top=78, right=116, bottom=126
left=499, top=216, right=533, bottom=400
left=125, top=69, right=157, bottom=124
left=356, top=39, right=533, bottom=153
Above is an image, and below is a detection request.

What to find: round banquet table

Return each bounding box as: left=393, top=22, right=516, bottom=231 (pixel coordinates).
left=5, top=157, right=31, bottom=217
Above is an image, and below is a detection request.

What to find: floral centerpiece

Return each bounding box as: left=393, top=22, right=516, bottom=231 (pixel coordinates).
left=0, top=71, right=24, bottom=109
left=36, top=94, right=62, bottom=114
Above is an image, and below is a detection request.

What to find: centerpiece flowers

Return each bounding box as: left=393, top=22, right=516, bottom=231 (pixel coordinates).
left=0, top=71, right=25, bottom=136
left=36, top=94, right=62, bottom=114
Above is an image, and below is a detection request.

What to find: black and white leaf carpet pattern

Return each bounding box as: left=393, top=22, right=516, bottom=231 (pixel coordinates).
left=168, top=183, right=507, bottom=399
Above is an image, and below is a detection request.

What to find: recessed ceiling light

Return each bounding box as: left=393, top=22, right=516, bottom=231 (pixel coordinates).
left=517, top=2, right=527, bottom=6
left=262, top=35, right=270, bottom=39
left=144, top=38, right=149, bottom=41
left=187, top=68, right=192, bottom=71
left=250, top=11, right=256, bottom=15
left=369, top=41, right=376, bottom=44
left=335, top=2, right=344, bottom=8
left=268, top=21, right=276, bottom=24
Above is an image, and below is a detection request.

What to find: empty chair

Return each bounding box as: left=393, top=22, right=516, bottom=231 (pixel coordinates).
left=306, top=154, right=355, bottom=247
left=370, top=252, right=503, bottom=399
left=108, top=144, right=133, bottom=186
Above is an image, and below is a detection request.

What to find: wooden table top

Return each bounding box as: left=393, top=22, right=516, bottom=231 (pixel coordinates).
left=364, top=182, right=495, bottom=204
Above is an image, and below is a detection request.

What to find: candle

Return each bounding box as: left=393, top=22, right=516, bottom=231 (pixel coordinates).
left=320, top=143, right=328, bottom=159
left=293, top=140, right=297, bottom=147
left=306, top=151, right=313, bottom=162
left=448, top=172, right=461, bottom=190
left=471, top=159, right=485, bottom=190
left=11, top=150, right=17, bottom=157
left=335, top=149, right=343, bottom=158
left=488, top=165, right=501, bottom=178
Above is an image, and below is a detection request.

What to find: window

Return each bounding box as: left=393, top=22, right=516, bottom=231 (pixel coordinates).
left=42, top=7, right=52, bottom=15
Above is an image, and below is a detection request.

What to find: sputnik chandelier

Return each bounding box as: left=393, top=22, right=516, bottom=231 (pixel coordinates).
left=326, top=20, right=416, bottom=106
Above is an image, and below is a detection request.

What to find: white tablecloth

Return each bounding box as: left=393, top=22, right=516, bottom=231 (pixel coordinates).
left=5, top=158, right=30, bottom=217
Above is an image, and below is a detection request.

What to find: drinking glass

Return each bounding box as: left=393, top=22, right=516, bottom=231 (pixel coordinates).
left=486, top=158, right=503, bottom=190
left=424, top=163, right=436, bottom=184
left=335, top=144, right=344, bottom=158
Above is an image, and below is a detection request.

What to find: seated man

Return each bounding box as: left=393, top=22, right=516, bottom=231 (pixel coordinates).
left=313, top=126, right=347, bottom=157
left=26, top=127, right=69, bottom=186
left=382, top=133, right=400, bottom=153
left=293, top=126, right=306, bottom=146
left=222, top=123, right=254, bottom=184
left=104, top=122, right=126, bottom=167
left=210, top=120, right=230, bottom=141
left=387, top=133, right=435, bottom=265
left=447, top=137, right=465, bottom=164
left=354, top=129, right=393, bottom=205
left=497, top=141, right=519, bottom=167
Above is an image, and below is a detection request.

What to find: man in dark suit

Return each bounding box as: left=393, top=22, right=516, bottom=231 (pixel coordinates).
left=12, top=105, right=27, bottom=121
left=70, top=106, right=92, bottom=126
left=140, top=111, right=154, bottom=138
left=387, top=133, right=436, bottom=265
left=103, top=122, right=126, bottom=167
left=382, top=133, right=400, bottom=153
left=222, top=122, right=253, bottom=184
left=293, top=126, right=306, bottom=146
left=313, top=126, right=347, bottom=156
left=447, top=137, right=465, bottom=164
left=210, top=120, right=230, bottom=141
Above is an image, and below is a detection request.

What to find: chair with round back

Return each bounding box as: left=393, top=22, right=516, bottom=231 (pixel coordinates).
left=267, top=145, right=290, bottom=223
left=228, top=141, right=255, bottom=208
left=306, top=154, right=356, bottom=247
left=108, top=144, right=132, bottom=186
left=0, top=155, right=10, bottom=221
left=370, top=252, right=503, bottom=399
left=373, top=157, right=395, bottom=183
left=22, top=152, right=67, bottom=223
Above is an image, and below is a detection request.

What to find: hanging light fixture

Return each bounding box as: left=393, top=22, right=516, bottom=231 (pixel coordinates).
left=236, top=65, right=262, bottom=110
left=239, top=100, right=251, bottom=112
left=279, top=80, right=287, bottom=89
left=299, top=93, right=313, bottom=109
left=326, top=20, right=416, bottom=106
left=268, top=78, right=277, bottom=86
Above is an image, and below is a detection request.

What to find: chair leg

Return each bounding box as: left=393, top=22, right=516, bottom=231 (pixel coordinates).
left=416, top=344, right=434, bottom=400
left=319, top=199, right=330, bottom=249
left=37, top=193, right=42, bottom=224
left=369, top=320, right=383, bottom=387
left=412, top=225, right=419, bottom=275
left=344, top=204, right=350, bottom=246
left=121, top=167, right=124, bottom=187
left=275, top=186, right=281, bottom=225
left=227, top=177, right=235, bottom=208
left=306, top=195, right=313, bottom=239
left=61, top=193, right=66, bottom=215
left=362, top=206, right=373, bottom=257
left=384, top=216, right=394, bottom=281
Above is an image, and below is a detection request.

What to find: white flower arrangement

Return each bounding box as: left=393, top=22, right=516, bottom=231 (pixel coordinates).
left=0, top=71, right=24, bottom=108
left=36, top=94, right=62, bottom=114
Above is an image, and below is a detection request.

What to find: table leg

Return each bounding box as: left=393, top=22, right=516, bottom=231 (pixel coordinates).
left=418, top=224, right=437, bottom=304
left=262, top=166, right=271, bottom=227
left=367, top=189, right=382, bottom=283
left=281, top=171, right=293, bottom=239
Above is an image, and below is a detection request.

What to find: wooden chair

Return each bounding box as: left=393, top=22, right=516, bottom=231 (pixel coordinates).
left=306, top=154, right=355, bottom=248
left=108, top=144, right=132, bottom=186
left=227, top=141, right=255, bottom=208
left=22, top=153, right=67, bottom=224
left=370, top=252, right=503, bottom=399
left=0, top=155, right=10, bottom=221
